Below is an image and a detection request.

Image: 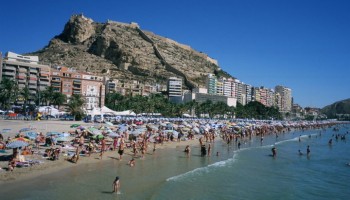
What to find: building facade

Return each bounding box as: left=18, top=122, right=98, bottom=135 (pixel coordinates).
left=0, top=52, right=50, bottom=105
left=167, top=77, right=183, bottom=103
left=275, top=85, right=292, bottom=112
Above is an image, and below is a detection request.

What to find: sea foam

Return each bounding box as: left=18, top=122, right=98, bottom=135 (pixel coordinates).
left=166, top=154, right=237, bottom=182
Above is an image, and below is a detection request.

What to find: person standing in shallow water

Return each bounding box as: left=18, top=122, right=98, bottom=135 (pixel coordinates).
left=307, top=145, right=310, bottom=156
left=113, top=176, right=120, bottom=193
left=271, top=147, right=277, bottom=157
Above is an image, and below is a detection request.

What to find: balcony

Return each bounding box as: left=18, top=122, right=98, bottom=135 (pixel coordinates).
left=39, top=82, right=50, bottom=87
left=28, top=84, right=37, bottom=89
left=18, top=79, right=26, bottom=83
left=16, top=75, right=26, bottom=79
left=73, top=84, right=81, bottom=89
left=51, top=82, right=61, bottom=87
left=39, top=86, right=47, bottom=91
left=28, top=80, right=37, bottom=84
left=51, top=78, right=61, bottom=82
left=29, top=90, right=37, bottom=94
left=3, top=65, right=16, bottom=71
left=18, top=68, right=27, bottom=73
left=29, top=68, right=38, bottom=73
left=40, top=71, right=50, bottom=76
left=3, top=71, right=15, bottom=76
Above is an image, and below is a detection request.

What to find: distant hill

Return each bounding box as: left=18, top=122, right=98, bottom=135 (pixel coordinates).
left=28, top=14, right=233, bottom=89
left=321, top=98, right=350, bottom=118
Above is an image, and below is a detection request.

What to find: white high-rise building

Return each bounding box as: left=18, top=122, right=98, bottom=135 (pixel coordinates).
left=168, top=77, right=183, bottom=103
left=275, top=85, right=292, bottom=112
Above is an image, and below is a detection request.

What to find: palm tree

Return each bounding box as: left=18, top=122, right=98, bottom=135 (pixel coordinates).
left=67, top=94, right=85, bottom=121
left=20, top=86, right=31, bottom=115
left=105, top=92, right=124, bottom=111
left=0, top=78, right=19, bottom=110
left=51, top=92, right=67, bottom=109
left=43, top=86, right=55, bottom=106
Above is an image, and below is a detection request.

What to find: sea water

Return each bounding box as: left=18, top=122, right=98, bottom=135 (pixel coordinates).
left=0, top=124, right=349, bottom=200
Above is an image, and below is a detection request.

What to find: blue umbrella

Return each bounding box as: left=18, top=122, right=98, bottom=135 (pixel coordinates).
left=2, top=128, right=11, bottom=133
left=20, top=128, right=31, bottom=132
left=46, top=132, right=62, bottom=136
left=6, top=139, right=30, bottom=149
left=25, top=132, right=38, bottom=140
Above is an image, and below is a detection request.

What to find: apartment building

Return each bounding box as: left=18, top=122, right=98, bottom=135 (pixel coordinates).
left=50, top=66, right=105, bottom=110
left=168, top=77, right=183, bottom=103
left=206, top=74, right=217, bottom=94
left=275, top=85, right=292, bottom=112
left=0, top=52, right=50, bottom=105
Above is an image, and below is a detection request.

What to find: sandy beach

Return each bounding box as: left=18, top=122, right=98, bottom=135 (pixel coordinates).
left=0, top=119, right=199, bottom=184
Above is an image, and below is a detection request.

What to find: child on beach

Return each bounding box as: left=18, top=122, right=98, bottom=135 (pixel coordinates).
left=128, top=158, right=135, bottom=167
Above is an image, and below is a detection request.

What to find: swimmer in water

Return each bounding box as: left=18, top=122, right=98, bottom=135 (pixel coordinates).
left=298, top=149, right=303, bottom=156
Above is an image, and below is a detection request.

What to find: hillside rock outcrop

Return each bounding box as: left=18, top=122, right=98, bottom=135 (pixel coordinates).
left=29, top=14, right=232, bottom=88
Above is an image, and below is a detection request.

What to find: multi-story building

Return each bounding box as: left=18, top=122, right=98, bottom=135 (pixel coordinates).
left=243, top=84, right=253, bottom=105
left=0, top=52, right=50, bottom=105
left=266, top=89, right=275, bottom=107
left=275, top=85, right=292, bottom=112
left=50, top=66, right=105, bottom=110
left=221, top=77, right=235, bottom=98
left=168, top=77, right=183, bottom=103
left=184, top=88, right=237, bottom=107
left=216, top=80, right=224, bottom=95
left=206, top=74, right=217, bottom=94
left=234, top=80, right=244, bottom=104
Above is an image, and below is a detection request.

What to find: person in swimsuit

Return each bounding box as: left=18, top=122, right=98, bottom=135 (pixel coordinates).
left=118, top=141, right=124, bottom=160
left=113, top=176, right=120, bottom=193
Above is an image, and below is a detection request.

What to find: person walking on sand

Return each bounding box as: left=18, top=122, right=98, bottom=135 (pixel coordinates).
left=100, top=138, right=106, bottom=159
left=118, top=141, right=124, bottom=160
left=113, top=176, right=120, bottom=193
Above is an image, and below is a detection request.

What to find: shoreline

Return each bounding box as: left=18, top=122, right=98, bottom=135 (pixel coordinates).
left=0, top=119, right=346, bottom=185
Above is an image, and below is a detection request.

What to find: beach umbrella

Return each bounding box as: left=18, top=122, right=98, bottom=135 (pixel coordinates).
left=105, top=121, right=114, bottom=126
left=2, top=128, right=11, bottom=133
left=6, top=137, right=30, bottom=149
left=20, top=128, right=31, bottom=132
left=46, top=132, right=62, bottom=136
left=56, top=136, right=75, bottom=142
left=25, top=131, right=38, bottom=140
left=70, top=124, right=80, bottom=128
left=108, top=133, right=120, bottom=138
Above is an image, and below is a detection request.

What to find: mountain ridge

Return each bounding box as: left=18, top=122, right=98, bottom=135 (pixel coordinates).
left=28, top=14, right=233, bottom=89
left=321, top=98, right=350, bottom=118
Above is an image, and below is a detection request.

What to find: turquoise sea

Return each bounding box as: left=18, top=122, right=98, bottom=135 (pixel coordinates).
left=0, top=124, right=349, bottom=200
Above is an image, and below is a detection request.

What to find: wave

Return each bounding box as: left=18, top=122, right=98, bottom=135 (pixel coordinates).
left=166, top=154, right=237, bottom=182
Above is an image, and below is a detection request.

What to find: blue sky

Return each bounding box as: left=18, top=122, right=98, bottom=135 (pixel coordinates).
left=1, top=0, right=349, bottom=108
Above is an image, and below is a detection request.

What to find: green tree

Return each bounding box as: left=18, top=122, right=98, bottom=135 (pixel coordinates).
left=51, top=92, right=67, bottom=109
left=0, top=78, right=19, bottom=110
left=67, top=94, right=85, bottom=121
left=20, top=86, right=31, bottom=114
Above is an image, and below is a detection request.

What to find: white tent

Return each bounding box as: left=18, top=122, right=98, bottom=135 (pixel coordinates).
left=114, top=110, right=136, bottom=116
left=38, top=106, right=60, bottom=116
left=101, top=106, right=118, bottom=115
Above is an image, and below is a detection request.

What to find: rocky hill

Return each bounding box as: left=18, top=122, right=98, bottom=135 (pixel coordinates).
left=29, top=14, right=232, bottom=89
left=321, top=98, right=350, bottom=118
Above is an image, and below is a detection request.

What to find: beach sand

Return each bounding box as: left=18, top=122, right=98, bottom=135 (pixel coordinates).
left=0, top=119, right=199, bottom=184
